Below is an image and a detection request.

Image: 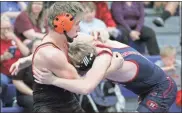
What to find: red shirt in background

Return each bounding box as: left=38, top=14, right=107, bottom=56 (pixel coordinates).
left=0, top=39, right=22, bottom=76
left=94, top=2, right=116, bottom=27
left=176, top=90, right=182, bottom=107
left=14, top=11, right=48, bottom=41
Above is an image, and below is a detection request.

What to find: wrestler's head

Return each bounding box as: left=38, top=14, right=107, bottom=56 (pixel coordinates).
left=48, top=2, right=85, bottom=40
left=68, top=41, right=97, bottom=70
left=160, top=46, right=176, bottom=66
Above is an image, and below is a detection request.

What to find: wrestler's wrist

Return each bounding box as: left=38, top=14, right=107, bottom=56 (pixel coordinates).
left=51, top=78, right=59, bottom=86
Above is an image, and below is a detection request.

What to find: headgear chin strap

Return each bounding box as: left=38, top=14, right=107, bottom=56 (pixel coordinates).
left=77, top=53, right=96, bottom=71
left=64, top=31, right=73, bottom=43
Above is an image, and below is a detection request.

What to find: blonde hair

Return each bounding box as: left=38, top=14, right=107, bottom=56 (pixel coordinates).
left=48, top=2, right=84, bottom=29
left=160, top=46, right=176, bottom=57
left=82, top=2, right=96, bottom=12
left=68, top=41, right=97, bottom=67
left=26, top=2, right=46, bottom=30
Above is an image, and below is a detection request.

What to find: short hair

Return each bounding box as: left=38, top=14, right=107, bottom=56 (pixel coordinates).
left=48, top=2, right=84, bottom=29
left=81, top=2, right=96, bottom=12
left=160, top=46, right=176, bottom=57
left=68, top=41, right=97, bottom=68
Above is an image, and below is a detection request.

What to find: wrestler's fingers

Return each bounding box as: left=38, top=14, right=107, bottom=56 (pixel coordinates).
left=91, top=31, right=98, bottom=40
left=33, top=74, right=43, bottom=82
left=11, top=68, right=16, bottom=76
left=113, top=52, right=121, bottom=58
left=33, top=67, right=44, bottom=76
left=34, top=79, right=43, bottom=84
left=33, top=69, right=44, bottom=80
left=9, top=63, right=16, bottom=73
left=116, top=53, right=122, bottom=59
left=13, top=68, right=19, bottom=76
left=10, top=63, right=18, bottom=76
left=42, top=68, right=51, bottom=73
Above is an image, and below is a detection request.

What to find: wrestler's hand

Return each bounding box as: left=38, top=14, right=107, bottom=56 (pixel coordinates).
left=109, top=52, right=124, bottom=71
left=90, top=29, right=110, bottom=43
left=9, top=57, right=31, bottom=76
left=33, top=67, right=57, bottom=85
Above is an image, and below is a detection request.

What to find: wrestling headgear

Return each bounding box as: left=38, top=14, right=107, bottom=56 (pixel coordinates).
left=53, top=13, right=75, bottom=42
left=77, top=53, right=96, bottom=71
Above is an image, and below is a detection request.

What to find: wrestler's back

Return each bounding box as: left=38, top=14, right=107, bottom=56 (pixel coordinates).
left=96, top=40, right=137, bottom=82
left=100, top=40, right=167, bottom=95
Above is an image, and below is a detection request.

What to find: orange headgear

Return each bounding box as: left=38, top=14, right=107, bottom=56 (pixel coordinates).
left=53, top=13, right=74, bottom=34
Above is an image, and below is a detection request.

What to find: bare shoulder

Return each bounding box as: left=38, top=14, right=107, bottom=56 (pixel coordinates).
left=37, top=46, right=67, bottom=66
left=95, top=46, right=112, bottom=54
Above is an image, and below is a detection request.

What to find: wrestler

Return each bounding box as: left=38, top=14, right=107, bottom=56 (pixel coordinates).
left=33, top=31, right=177, bottom=112
left=10, top=2, right=123, bottom=113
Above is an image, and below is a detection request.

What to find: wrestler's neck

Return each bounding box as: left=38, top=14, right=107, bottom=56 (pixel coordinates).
left=44, top=30, right=68, bottom=49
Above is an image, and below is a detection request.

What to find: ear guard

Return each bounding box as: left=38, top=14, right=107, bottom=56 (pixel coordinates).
left=77, top=53, right=96, bottom=71
left=53, top=13, right=74, bottom=34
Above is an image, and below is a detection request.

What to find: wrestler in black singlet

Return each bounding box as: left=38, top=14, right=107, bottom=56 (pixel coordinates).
left=32, top=42, right=84, bottom=113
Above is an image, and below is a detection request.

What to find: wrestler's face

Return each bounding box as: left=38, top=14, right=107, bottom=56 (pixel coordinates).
left=67, top=18, right=81, bottom=39
left=162, top=55, right=176, bottom=66
left=32, top=2, right=43, bottom=14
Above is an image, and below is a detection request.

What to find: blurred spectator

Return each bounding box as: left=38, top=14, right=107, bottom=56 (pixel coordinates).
left=14, top=2, right=48, bottom=42
left=155, top=46, right=181, bottom=107
left=12, top=39, right=41, bottom=112
left=153, top=2, right=179, bottom=27
left=143, top=2, right=154, bottom=8
left=79, top=2, right=107, bottom=34
left=155, top=46, right=181, bottom=91
left=153, top=2, right=168, bottom=13
left=44, top=1, right=55, bottom=9
left=94, top=2, right=121, bottom=40
left=0, top=2, right=27, bottom=24
left=111, top=2, right=160, bottom=55
left=0, top=15, right=30, bottom=106
left=153, top=2, right=168, bottom=8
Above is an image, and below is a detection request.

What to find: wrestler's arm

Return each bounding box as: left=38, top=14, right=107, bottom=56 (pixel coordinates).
left=45, top=50, right=80, bottom=80
left=10, top=54, right=33, bottom=75
left=50, top=53, right=112, bottom=95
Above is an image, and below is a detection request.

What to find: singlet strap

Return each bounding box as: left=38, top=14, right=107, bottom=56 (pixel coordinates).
left=94, top=43, right=113, bottom=57
left=32, top=42, right=66, bottom=75
left=95, top=43, right=112, bottom=49
left=97, top=50, right=113, bottom=56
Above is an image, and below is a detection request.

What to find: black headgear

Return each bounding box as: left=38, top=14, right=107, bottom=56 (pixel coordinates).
left=77, top=53, right=96, bottom=71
